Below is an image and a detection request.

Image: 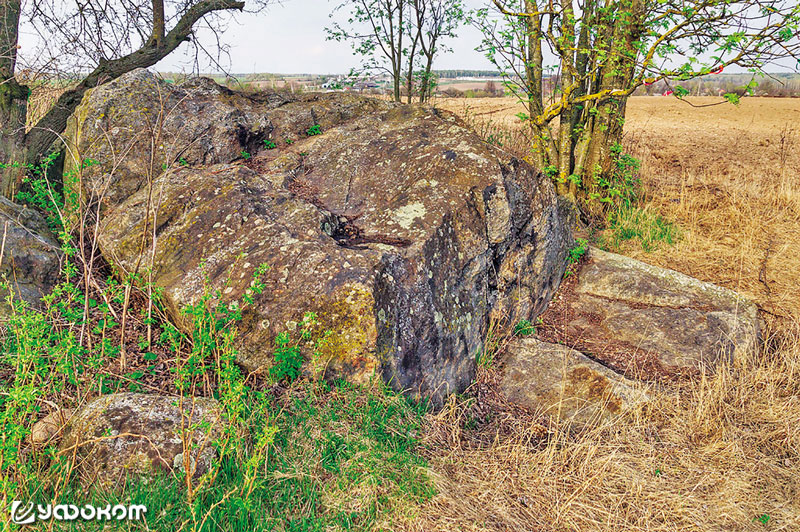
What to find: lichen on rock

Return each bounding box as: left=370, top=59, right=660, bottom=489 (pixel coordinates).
left=66, top=69, right=573, bottom=404
left=59, top=393, right=223, bottom=488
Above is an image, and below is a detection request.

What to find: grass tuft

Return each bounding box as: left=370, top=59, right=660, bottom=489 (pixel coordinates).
left=600, top=205, right=680, bottom=253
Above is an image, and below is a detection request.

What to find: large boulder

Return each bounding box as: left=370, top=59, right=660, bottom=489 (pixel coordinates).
left=539, top=247, right=760, bottom=378
left=59, top=393, right=222, bottom=488
left=64, top=69, right=391, bottom=208
left=501, top=338, right=648, bottom=425
left=65, top=70, right=573, bottom=403
left=0, top=197, right=61, bottom=316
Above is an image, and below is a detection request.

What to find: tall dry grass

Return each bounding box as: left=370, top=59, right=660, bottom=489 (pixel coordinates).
left=403, top=323, right=800, bottom=531
left=621, top=113, right=800, bottom=322
left=411, top=96, right=800, bottom=532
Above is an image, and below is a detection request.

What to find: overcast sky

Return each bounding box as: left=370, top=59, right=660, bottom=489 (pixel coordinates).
left=158, top=0, right=493, bottom=74
left=17, top=0, right=796, bottom=76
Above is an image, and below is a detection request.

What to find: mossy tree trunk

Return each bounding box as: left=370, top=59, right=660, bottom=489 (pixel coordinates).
left=525, top=0, right=641, bottom=214
left=478, top=0, right=800, bottom=218
left=0, top=0, right=27, bottom=198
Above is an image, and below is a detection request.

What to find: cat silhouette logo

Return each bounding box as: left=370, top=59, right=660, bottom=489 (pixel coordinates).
left=10, top=501, right=36, bottom=525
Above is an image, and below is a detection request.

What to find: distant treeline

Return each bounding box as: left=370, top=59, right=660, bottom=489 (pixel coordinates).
left=634, top=73, right=800, bottom=97
left=431, top=69, right=503, bottom=78
left=153, top=71, right=800, bottom=99
left=436, top=73, right=800, bottom=99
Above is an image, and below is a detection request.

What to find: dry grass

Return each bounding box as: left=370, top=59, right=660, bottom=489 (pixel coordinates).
left=437, top=96, right=800, bottom=321
left=26, top=84, right=68, bottom=132
left=621, top=97, right=800, bottom=322
left=404, top=328, right=800, bottom=531
left=408, top=96, right=800, bottom=532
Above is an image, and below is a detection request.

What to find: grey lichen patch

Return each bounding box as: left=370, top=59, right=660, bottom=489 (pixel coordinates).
left=392, top=202, right=427, bottom=229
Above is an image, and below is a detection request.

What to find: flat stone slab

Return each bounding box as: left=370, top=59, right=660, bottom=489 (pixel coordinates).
left=501, top=338, right=648, bottom=425
left=539, top=247, right=760, bottom=378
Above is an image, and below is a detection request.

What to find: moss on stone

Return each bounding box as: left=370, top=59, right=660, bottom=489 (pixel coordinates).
left=311, top=284, right=378, bottom=380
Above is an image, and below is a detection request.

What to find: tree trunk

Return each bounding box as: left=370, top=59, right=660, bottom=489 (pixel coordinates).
left=421, top=54, right=434, bottom=102
left=570, top=0, right=643, bottom=217
left=0, top=0, right=27, bottom=198
left=393, top=65, right=402, bottom=102
left=0, top=0, right=245, bottom=200
left=0, top=85, right=27, bottom=198
left=405, top=19, right=420, bottom=104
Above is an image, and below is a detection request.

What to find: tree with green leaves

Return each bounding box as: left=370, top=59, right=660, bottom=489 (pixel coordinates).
left=473, top=0, right=800, bottom=214
left=412, top=0, right=465, bottom=102
left=327, top=0, right=463, bottom=103
left=327, top=0, right=409, bottom=102
left=0, top=0, right=272, bottom=199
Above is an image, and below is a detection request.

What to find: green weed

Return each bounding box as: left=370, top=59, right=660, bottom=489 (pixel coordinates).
left=564, top=238, right=589, bottom=277
left=0, top=154, right=434, bottom=531
left=513, top=319, right=535, bottom=337
left=589, top=142, right=641, bottom=209
left=11, top=380, right=433, bottom=531
left=601, top=205, right=679, bottom=253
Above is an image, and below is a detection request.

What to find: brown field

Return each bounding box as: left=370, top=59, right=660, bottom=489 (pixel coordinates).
left=397, top=96, right=800, bottom=532
left=436, top=96, right=800, bottom=320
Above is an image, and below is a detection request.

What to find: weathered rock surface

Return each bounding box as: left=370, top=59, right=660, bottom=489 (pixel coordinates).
left=30, top=408, right=74, bottom=447
left=60, top=393, right=222, bottom=487
left=65, top=69, right=573, bottom=403
left=501, top=338, right=648, bottom=425
left=539, top=247, right=760, bottom=377
left=0, top=197, right=61, bottom=316
left=64, top=69, right=392, bottom=208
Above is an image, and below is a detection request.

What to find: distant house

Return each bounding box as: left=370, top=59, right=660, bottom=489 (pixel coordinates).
left=322, top=76, right=346, bottom=90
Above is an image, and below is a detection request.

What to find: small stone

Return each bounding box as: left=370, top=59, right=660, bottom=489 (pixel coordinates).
left=30, top=409, right=73, bottom=447
left=60, top=393, right=222, bottom=489
left=0, top=198, right=61, bottom=319
left=173, top=453, right=197, bottom=475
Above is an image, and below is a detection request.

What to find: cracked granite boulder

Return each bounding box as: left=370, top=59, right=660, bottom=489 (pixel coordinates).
left=59, top=393, right=222, bottom=488
left=0, top=197, right=61, bottom=318
left=539, top=247, right=761, bottom=378
left=65, top=69, right=573, bottom=403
